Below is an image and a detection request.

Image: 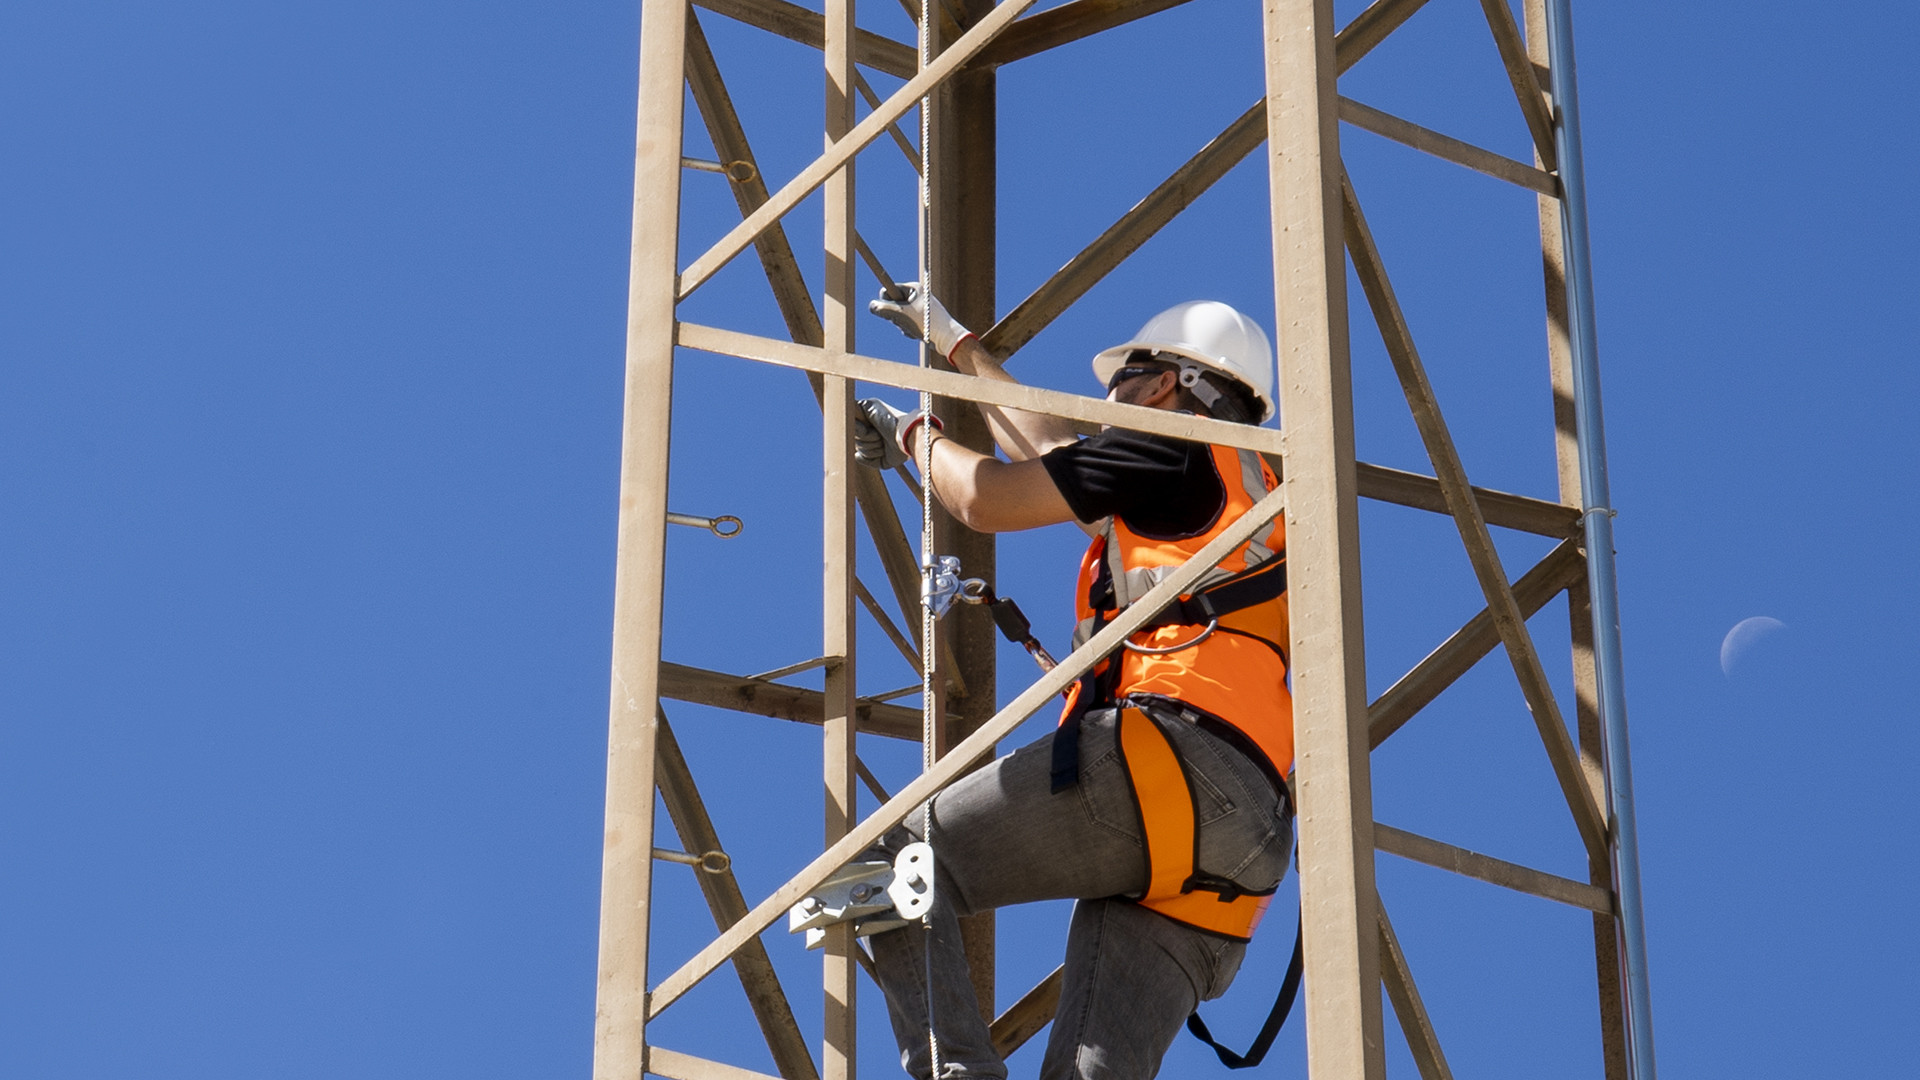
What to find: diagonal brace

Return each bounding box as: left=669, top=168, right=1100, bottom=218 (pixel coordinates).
left=1368, top=538, right=1584, bottom=749
left=1341, top=173, right=1607, bottom=861
left=646, top=483, right=1289, bottom=1018
left=1477, top=0, right=1557, bottom=168
left=677, top=0, right=1044, bottom=299
left=682, top=20, right=940, bottom=664
left=1377, top=891, right=1455, bottom=1080
left=978, top=0, right=1435, bottom=362
left=656, top=709, right=819, bottom=1080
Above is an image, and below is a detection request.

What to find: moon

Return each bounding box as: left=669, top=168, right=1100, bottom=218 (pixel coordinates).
left=1720, top=616, right=1785, bottom=676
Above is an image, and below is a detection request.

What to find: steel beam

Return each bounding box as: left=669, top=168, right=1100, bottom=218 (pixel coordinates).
left=977, top=0, right=1198, bottom=66
left=676, top=323, right=1288, bottom=455
left=1376, top=894, right=1454, bottom=1080
left=676, top=0, right=1042, bottom=299
left=980, top=0, right=1436, bottom=363
left=1338, top=96, right=1559, bottom=197
left=1367, top=539, right=1586, bottom=749
left=1478, top=0, right=1556, bottom=167
left=658, top=661, right=933, bottom=739
left=1264, top=0, right=1383, bottom=1075
left=1353, top=461, right=1578, bottom=538
left=988, top=967, right=1065, bottom=1057
left=692, top=0, right=917, bottom=77
left=821, top=0, right=861, bottom=1067
left=927, top=0, right=1001, bottom=1015
left=647, top=484, right=1289, bottom=1018
left=1375, top=823, right=1614, bottom=913
left=655, top=712, right=819, bottom=1080
left=591, top=0, right=688, bottom=1071
left=1342, top=175, right=1608, bottom=861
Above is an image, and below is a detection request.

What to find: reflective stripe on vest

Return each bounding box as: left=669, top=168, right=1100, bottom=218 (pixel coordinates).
left=1114, top=708, right=1273, bottom=941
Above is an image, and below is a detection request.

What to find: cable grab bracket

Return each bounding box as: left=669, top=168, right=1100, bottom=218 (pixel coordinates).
left=787, top=841, right=935, bottom=949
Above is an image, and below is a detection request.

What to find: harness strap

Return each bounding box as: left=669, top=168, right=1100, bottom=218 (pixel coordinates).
left=1113, top=708, right=1197, bottom=902
left=1050, top=674, right=1098, bottom=793
left=1185, top=915, right=1305, bottom=1069
left=1143, top=555, right=1287, bottom=629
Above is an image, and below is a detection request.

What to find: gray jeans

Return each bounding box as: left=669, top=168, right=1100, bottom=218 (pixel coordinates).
left=867, top=703, right=1292, bottom=1080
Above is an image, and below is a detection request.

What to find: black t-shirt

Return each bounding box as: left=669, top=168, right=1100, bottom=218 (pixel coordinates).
left=1040, top=426, right=1227, bottom=540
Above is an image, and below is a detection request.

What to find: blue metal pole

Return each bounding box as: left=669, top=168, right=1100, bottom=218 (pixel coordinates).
left=1540, top=3, right=1657, bottom=1078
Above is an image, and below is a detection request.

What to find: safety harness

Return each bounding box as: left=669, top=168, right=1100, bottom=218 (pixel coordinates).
left=1045, top=441, right=1303, bottom=1065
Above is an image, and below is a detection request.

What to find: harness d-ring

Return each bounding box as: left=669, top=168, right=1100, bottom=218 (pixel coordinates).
left=1123, top=618, right=1217, bottom=655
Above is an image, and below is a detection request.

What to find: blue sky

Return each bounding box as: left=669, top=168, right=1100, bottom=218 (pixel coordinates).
left=3, top=1, right=1915, bottom=1077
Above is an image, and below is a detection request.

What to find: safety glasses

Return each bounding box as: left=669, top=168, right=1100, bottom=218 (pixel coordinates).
left=1105, top=365, right=1167, bottom=393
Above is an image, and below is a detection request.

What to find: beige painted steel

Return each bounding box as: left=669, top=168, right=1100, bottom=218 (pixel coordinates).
left=1264, top=0, right=1384, bottom=1075
left=925, top=0, right=1003, bottom=1010
left=1376, top=895, right=1454, bottom=1080
left=1368, top=539, right=1586, bottom=749
left=979, top=0, right=1427, bottom=364
left=1342, top=176, right=1607, bottom=860
left=821, top=0, right=860, bottom=1069
left=1351, top=461, right=1577, bottom=538
left=647, top=483, right=1289, bottom=1018
left=609, top=0, right=1640, bottom=1071
left=675, top=0, right=1041, bottom=298
left=1374, top=823, right=1614, bottom=914
left=659, top=660, right=932, bottom=739
left=1337, top=96, right=1559, bottom=197
left=674, top=323, right=1287, bottom=455
left=988, top=967, right=1064, bottom=1058
left=649, top=1046, right=790, bottom=1080
left=590, top=0, right=689, bottom=1073
left=1476, top=0, right=1555, bottom=165
left=691, top=0, right=917, bottom=76
left=655, top=711, right=819, bottom=1080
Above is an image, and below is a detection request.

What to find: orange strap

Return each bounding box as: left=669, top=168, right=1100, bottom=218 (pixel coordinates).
left=1116, top=709, right=1196, bottom=903
left=1115, top=708, right=1270, bottom=940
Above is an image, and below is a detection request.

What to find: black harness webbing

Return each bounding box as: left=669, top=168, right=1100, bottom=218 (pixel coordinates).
left=1186, top=914, right=1305, bottom=1069
left=1143, top=555, right=1287, bottom=632
left=1051, top=673, right=1098, bottom=793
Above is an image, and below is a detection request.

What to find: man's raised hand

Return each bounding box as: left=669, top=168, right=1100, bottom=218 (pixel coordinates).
left=867, top=283, right=974, bottom=360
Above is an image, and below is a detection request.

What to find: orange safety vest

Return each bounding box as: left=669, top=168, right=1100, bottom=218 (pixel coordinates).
left=1057, top=442, right=1291, bottom=941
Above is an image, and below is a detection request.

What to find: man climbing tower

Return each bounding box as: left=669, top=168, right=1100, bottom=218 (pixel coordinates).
left=851, top=288, right=1295, bottom=1080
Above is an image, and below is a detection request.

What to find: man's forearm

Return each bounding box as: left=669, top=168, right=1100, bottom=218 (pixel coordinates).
left=947, top=337, right=1080, bottom=462
left=904, top=425, right=1076, bottom=533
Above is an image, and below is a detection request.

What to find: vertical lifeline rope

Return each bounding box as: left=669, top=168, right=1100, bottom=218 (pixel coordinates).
left=915, top=0, right=942, bottom=1074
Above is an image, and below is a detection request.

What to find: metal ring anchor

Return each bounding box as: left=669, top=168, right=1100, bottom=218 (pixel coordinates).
left=679, top=156, right=758, bottom=184
left=653, top=846, right=733, bottom=874
left=1122, top=619, right=1217, bottom=655
left=666, top=512, right=743, bottom=538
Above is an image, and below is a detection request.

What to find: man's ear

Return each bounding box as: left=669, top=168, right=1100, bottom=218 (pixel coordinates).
left=1142, top=371, right=1182, bottom=410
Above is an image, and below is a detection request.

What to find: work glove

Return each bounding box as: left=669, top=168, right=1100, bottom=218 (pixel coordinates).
left=868, top=283, right=974, bottom=361
left=853, top=398, right=942, bottom=470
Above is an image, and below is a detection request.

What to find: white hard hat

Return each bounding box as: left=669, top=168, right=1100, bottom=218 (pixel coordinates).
left=1091, top=300, right=1276, bottom=422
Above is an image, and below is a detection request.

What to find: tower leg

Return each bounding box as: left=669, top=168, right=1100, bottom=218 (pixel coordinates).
left=1263, top=1, right=1384, bottom=1077
left=592, top=0, right=690, bottom=1074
